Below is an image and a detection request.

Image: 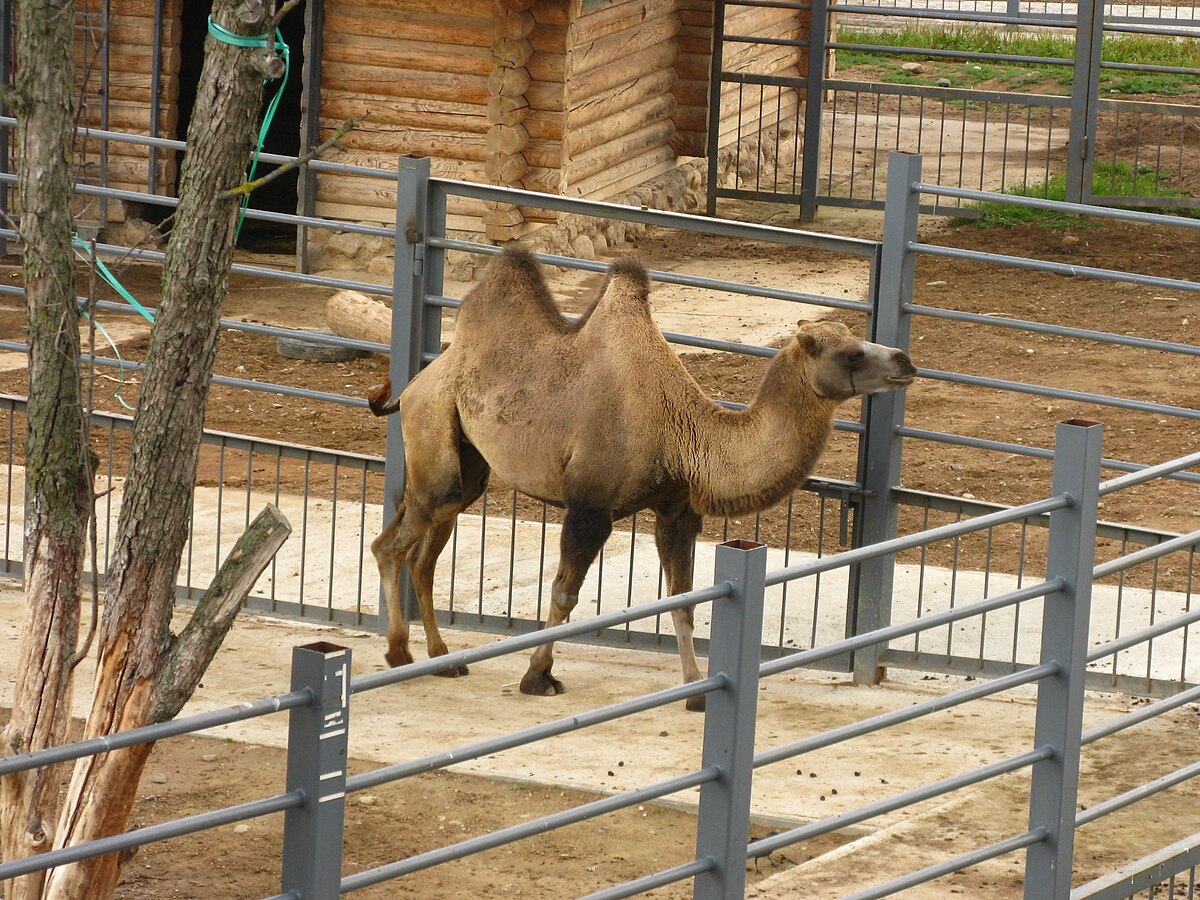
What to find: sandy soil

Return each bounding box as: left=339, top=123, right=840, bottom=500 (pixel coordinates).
left=1, top=202, right=1198, bottom=897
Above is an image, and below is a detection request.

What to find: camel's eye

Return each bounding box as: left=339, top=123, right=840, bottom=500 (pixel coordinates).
left=846, top=351, right=865, bottom=367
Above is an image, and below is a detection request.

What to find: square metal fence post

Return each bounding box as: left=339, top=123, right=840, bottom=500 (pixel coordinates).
left=705, top=0, right=727, bottom=218
left=851, top=152, right=920, bottom=684
left=798, top=0, right=828, bottom=223
left=1024, top=420, right=1103, bottom=900
left=281, top=641, right=351, bottom=899
left=379, top=156, right=435, bottom=634
left=1065, top=0, right=1104, bottom=203
left=694, top=540, right=768, bottom=900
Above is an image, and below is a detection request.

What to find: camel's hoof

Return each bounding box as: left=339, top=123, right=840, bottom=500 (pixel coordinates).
left=685, top=694, right=707, bottom=713
left=520, top=669, right=565, bottom=697
left=433, top=662, right=470, bottom=678
left=385, top=647, right=415, bottom=668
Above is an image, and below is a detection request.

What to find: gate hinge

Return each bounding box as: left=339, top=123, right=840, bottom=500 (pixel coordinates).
left=412, top=241, right=425, bottom=277
left=1079, top=134, right=1088, bottom=159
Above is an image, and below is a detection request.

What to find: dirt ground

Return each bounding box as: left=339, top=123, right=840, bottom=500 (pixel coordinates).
left=1, top=202, right=1199, bottom=898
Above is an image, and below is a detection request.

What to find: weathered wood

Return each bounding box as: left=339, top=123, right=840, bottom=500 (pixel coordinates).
left=325, top=290, right=391, bottom=344
left=106, top=0, right=183, bottom=16
left=322, top=121, right=563, bottom=168
left=324, top=4, right=493, bottom=47
left=485, top=151, right=529, bottom=183
left=486, top=122, right=529, bottom=156
left=315, top=174, right=558, bottom=221
left=487, top=65, right=531, bottom=100
left=569, top=91, right=675, bottom=157
left=314, top=200, right=481, bottom=233
left=531, top=0, right=569, bottom=25
left=78, top=101, right=178, bottom=132
left=99, top=13, right=183, bottom=45
left=321, top=34, right=494, bottom=76
left=573, top=0, right=678, bottom=44
left=74, top=43, right=180, bottom=75
left=322, top=61, right=491, bottom=104
left=569, top=67, right=675, bottom=129
left=492, top=37, right=534, bottom=69
left=570, top=11, right=680, bottom=77
left=494, top=8, right=535, bottom=41
left=568, top=41, right=677, bottom=106
left=0, top=3, right=91, bottom=896
left=565, top=117, right=675, bottom=184
left=565, top=145, right=677, bottom=199
left=155, top=506, right=292, bottom=721
left=322, top=95, right=489, bottom=134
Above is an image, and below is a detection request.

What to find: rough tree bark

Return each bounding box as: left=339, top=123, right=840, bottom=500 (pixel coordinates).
left=0, top=2, right=92, bottom=898
left=29, top=1, right=290, bottom=895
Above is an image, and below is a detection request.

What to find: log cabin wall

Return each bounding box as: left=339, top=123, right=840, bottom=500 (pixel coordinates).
left=711, top=2, right=804, bottom=153
left=313, top=0, right=568, bottom=235
left=561, top=0, right=682, bottom=201
left=75, top=0, right=181, bottom=223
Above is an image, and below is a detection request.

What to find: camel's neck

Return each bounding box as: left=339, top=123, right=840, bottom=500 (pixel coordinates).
left=677, top=349, right=840, bottom=517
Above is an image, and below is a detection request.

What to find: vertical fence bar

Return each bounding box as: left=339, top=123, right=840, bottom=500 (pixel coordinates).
left=1024, top=419, right=1104, bottom=900
left=705, top=0, right=727, bottom=218
left=295, top=0, right=325, bottom=274
left=0, top=0, right=12, bottom=258
left=694, top=540, right=768, bottom=900
left=1066, top=0, right=1104, bottom=202
left=851, top=152, right=919, bottom=685
left=799, top=0, right=827, bottom=222
left=380, top=156, right=432, bottom=635
left=280, top=641, right=351, bottom=899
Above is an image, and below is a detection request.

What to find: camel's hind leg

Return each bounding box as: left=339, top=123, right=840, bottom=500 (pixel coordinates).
left=372, top=379, right=485, bottom=669
left=404, top=443, right=489, bottom=676
left=520, top=505, right=612, bottom=697
left=655, top=505, right=706, bottom=712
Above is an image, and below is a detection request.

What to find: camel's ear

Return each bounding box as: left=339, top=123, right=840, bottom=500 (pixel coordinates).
left=795, top=331, right=820, bottom=357
left=796, top=318, right=815, bottom=329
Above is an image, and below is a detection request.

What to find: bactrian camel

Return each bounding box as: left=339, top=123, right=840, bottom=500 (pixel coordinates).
left=368, top=248, right=917, bottom=710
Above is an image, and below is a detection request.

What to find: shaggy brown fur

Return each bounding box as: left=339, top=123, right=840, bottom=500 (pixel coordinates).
left=369, top=248, right=917, bottom=709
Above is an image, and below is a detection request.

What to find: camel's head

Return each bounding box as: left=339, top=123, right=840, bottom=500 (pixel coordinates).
left=791, top=320, right=917, bottom=402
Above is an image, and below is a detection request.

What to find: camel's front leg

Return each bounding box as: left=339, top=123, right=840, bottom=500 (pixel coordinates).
left=521, top=506, right=612, bottom=697
left=656, top=505, right=706, bottom=712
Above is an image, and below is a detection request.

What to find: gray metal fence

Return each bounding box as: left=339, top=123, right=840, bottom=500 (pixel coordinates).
left=707, top=0, right=1200, bottom=218
left=3, top=418, right=1199, bottom=897
left=2, top=131, right=1198, bottom=694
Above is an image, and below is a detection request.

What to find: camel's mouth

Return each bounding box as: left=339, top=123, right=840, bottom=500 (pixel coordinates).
left=886, top=374, right=917, bottom=385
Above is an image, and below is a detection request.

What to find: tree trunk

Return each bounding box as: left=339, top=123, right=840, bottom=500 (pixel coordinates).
left=43, top=2, right=283, bottom=895
left=0, top=2, right=91, bottom=898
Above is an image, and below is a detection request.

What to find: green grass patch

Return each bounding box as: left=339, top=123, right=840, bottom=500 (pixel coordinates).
left=959, top=162, right=1197, bottom=227
left=837, top=26, right=1200, bottom=96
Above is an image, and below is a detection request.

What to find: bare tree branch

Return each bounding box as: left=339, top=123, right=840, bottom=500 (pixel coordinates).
left=223, top=116, right=361, bottom=200
left=271, top=0, right=305, bottom=31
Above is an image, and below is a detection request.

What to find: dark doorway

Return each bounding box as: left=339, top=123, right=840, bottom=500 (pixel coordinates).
left=176, top=0, right=305, bottom=252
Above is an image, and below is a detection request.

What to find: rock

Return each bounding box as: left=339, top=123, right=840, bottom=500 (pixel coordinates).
left=233, top=824, right=250, bottom=835
left=900, top=62, right=925, bottom=74
left=936, top=77, right=952, bottom=87
left=366, top=254, right=394, bottom=277
left=201, top=754, right=217, bottom=763
left=149, top=772, right=168, bottom=785
left=571, top=234, right=595, bottom=260
left=358, top=795, right=378, bottom=806
left=592, top=232, right=609, bottom=256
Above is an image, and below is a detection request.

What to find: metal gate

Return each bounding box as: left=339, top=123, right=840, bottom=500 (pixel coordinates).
left=707, top=0, right=1200, bottom=216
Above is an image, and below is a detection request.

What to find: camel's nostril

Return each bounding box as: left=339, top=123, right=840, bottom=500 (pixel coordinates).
left=894, top=351, right=916, bottom=374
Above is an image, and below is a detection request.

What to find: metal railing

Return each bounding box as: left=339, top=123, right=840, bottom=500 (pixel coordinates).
left=12, top=418, right=1195, bottom=898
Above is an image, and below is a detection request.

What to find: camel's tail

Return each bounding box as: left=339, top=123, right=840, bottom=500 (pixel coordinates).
left=367, top=378, right=400, bottom=416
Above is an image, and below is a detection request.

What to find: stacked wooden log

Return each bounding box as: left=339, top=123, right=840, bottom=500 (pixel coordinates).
left=315, top=0, right=567, bottom=233
left=75, top=0, right=182, bottom=219
left=562, top=0, right=681, bottom=201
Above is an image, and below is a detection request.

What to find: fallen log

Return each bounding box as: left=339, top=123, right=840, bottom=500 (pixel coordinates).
left=325, top=289, right=392, bottom=346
